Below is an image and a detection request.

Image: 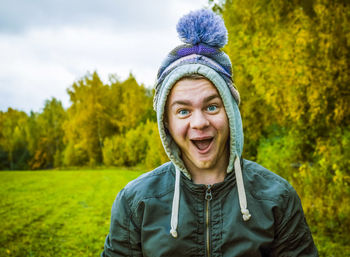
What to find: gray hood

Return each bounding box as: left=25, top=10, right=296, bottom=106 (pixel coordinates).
left=155, top=63, right=244, bottom=179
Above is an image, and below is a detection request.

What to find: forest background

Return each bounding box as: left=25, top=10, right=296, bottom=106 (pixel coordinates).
left=0, top=0, right=349, bottom=255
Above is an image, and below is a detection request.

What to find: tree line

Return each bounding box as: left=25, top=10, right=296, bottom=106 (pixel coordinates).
left=0, top=72, right=168, bottom=170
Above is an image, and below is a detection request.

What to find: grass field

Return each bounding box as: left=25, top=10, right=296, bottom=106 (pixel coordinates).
left=1, top=169, right=349, bottom=257
left=0, top=169, right=144, bottom=257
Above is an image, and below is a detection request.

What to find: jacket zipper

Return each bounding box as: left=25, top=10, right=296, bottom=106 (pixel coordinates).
left=205, top=185, right=212, bottom=257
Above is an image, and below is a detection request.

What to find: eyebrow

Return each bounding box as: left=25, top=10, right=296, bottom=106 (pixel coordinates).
left=170, top=94, right=221, bottom=108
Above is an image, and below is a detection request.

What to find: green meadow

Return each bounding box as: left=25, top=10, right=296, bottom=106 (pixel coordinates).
left=0, top=169, right=143, bottom=257
left=1, top=169, right=349, bottom=257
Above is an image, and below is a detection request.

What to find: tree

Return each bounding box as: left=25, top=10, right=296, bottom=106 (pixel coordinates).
left=0, top=108, right=30, bottom=170
left=29, top=98, right=67, bottom=169
left=64, top=72, right=110, bottom=166
left=63, top=71, right=154, bottom=167
left=110, top=73, right=155, bottom=133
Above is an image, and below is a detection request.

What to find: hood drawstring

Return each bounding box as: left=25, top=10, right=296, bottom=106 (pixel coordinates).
left=170, top=167, right=180, bottom=238
left=170, top=156, right=251, bottom=238
left=234, top=155, right=251, bottom=221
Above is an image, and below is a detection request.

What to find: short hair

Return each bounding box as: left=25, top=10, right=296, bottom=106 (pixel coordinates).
left=178, top=73, right=207, bottom=81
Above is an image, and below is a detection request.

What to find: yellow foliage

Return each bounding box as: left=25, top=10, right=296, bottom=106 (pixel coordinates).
left=222, top=0, right=350, bottom=250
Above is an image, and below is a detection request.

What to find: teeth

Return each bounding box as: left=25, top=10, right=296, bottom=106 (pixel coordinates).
left=192, top=139, right=212, bottom=150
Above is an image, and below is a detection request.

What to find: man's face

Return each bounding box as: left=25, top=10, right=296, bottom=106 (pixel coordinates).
left=166, top=78, right=229, bottom=172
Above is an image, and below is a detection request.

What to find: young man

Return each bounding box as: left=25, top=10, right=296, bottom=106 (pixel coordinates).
left=102, top=9, right=318, bottom=256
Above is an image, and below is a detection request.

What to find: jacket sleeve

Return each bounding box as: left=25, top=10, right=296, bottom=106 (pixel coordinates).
left=101, top=189, right=143, bottom=257
left=270, top=185, right=318, bottom=257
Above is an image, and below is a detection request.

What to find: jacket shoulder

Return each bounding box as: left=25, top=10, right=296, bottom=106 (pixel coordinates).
left=121, top=162, right=175, bottom=209
left=242, top=159, right=295, bottom=203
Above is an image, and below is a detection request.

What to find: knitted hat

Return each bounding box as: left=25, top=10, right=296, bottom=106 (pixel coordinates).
left=153, top=9, right=240, bottom=111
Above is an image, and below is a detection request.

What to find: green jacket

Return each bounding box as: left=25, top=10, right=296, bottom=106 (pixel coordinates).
left=102, top=160, right=318, bottom=257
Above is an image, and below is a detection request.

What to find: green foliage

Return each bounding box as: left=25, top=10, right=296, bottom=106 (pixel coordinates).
left=144, top=122, right=169, bottom=169
left=29, top=98, right=67, bottom=169
left=0, top=169, right=144, bottom=257
left=223, top=0, right=350, bottom=156
left=0, top=99, right=67, bottom=170
left=314, top=234, right=350, bottom=257
left=110, top=74, right=155, bottom=133
left=0, top=71, right=159, bottom=170
left=256, top=126, right=303, bottom=179
left=102, top=121, right=168, bottom=168
left=63, top=72, right=154, bottom=167
left=0, top=108, right=31, bottom=170
left=64, top=72, right=111, bottom=166
left=294, top=128, right=350, bottom=239
left=102, top=135, right=125, bottom=167
left=221, top=0, right=350, bottom=253
left=63, top=142, right=89, bottom=167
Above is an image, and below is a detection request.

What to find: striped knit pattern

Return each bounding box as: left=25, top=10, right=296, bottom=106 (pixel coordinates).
left=153, top=43, right=240, bottom=111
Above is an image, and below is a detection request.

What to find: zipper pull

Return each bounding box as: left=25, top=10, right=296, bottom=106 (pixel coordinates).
left=205, top=185, right=212, bottom=201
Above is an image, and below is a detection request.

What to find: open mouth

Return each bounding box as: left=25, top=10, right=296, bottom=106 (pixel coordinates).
left=191, top=138, right=213, bottom=152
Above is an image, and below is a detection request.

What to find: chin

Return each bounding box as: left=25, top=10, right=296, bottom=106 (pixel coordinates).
left=194, top=159, right=215, bottom=169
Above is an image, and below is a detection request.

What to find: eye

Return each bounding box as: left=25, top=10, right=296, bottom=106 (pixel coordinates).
left=178, top=109, right=190, bottom=117
left=207, top=105, right=218, bottom=112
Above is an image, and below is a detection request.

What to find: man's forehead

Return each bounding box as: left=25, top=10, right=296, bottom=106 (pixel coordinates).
left=167, top=78, right=222, bottom=104
left=171, top=78, right=217, bottom=92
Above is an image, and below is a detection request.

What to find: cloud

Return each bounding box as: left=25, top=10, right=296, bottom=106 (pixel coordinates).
left=0, top=0, right=209, bottom=113
left=0, top=0, right=203, bottom=33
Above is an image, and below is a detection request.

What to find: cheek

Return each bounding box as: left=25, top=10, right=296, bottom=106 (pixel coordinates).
left=168, top=118, right=188, bottom=141
left=213, top=115, right=229, bottom=137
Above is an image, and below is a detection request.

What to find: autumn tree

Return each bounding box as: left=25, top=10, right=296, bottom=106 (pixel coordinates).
left=109, top=73, right=155, bottom=133
left=63, top=72, right=109, bottom=166
left=28, top=98, right=67, bottom=169
left=221, top=0, right=350, bottom=252
left=0, top=108, right=30, bottom=170
left=63, top=71, right=154, bottom=167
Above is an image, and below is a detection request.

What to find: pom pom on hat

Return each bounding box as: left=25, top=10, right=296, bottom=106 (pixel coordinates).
left=176, top=9, right=228, bottom=48
left=154, top=8, right=241, bottom=110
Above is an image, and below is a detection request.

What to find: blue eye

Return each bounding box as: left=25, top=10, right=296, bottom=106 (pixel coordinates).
left=207, top=105, right=217, bottom=112
left=178, top=109, right=189, bottom=116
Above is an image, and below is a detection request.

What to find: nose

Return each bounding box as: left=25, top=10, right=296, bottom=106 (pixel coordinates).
left=190, top=110, right=209, bottom=130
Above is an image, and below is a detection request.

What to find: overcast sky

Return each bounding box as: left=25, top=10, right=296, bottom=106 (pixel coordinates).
left=0, top=0, right=210, bottom=113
